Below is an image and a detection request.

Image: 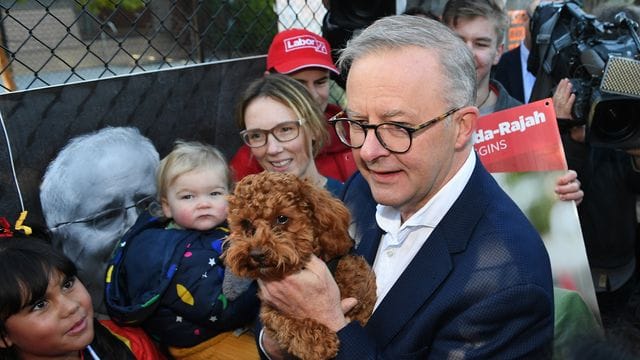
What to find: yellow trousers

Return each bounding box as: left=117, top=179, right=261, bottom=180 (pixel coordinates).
left=169, top=330, right=259, bottom=360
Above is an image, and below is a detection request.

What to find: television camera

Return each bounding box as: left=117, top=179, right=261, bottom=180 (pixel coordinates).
left=528, top=1, right=640, bottom=148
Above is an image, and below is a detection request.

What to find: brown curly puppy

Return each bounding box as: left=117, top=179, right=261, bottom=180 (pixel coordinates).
left=224, top=171, right=376, bottom=360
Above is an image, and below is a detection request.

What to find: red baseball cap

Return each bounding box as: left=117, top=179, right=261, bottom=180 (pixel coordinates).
left=267, top=29, right=339, bottom=75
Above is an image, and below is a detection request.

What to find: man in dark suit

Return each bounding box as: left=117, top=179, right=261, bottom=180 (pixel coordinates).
left=493, top=44, right=526, bottom=102
left=257, top=15, right=554, bottom=359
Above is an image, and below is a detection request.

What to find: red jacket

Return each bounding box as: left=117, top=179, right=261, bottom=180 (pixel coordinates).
left=100, top=319, right=166, bottom=359
left=230, top=103, right=357, bottom=182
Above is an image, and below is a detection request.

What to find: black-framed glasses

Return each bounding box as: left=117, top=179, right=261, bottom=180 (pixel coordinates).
left=329, top=108, right=460, bottom=154
left=51, top=195, right=154, bottom=230
left=240, top=120, right=304, bottom=148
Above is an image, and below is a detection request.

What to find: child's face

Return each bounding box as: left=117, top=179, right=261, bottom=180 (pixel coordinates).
left=1, top=272, right=94, bottom=358
left=162, top=168, right=229, bottom=231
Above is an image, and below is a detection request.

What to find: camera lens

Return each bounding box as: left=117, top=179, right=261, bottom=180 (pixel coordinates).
left=590, top=99, right=639, bottom=143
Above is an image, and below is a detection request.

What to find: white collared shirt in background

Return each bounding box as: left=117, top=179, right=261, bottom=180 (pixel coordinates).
left=372, top=151, right=476, bottom=310
left=520, top=41, right=537, bottom=103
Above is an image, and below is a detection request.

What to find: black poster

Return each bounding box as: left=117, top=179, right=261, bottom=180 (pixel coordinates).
left=0, top=56, right=266, bottom=226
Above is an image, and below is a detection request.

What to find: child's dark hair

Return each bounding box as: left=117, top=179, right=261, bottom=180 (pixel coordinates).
left=0, top=228, right=77, bottom=357
left=0, top=233, right=76, bottom=327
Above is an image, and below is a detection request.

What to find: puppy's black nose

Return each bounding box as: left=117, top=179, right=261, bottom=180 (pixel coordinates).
left=250, top=248, right=266, bottom=264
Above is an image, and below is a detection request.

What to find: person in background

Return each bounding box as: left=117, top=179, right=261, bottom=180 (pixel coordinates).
left=443, top=0, right=583, bottom=204
left=235, top=74, right=343, bottom=196
left=320, top=0, right=397, bottom=88
left=442, top=0, right=519, bottom=116
left=40, top=126, right=159, bottom=316
left=492, top=0, right=541, bottom=104
left=554, top=77, right=640, bottom=333
left=230, top=28, right=356, bottom=183
left=0, top=223, right=164, bottom=359
left=105, top=141, right=259, bottom=360
left=528, top=0, right=640, bottom=333
left=257, top=15, right=554, bottom=358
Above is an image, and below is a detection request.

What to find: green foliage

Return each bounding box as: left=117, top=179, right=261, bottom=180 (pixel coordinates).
left=503, top=172, right=554, bottom=235
left=77, top=0, right=146, bottom=15
left=204, top=0, right=277, bottom=57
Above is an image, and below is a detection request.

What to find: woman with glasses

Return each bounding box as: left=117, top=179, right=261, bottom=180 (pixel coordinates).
left=230, top=29, right=357, bottom=183
left=235, top=74, right=344, bottom=196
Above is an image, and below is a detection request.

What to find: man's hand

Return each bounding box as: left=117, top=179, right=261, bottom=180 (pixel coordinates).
left=553, top=78, right=586, bottom=143
left=258, top=255, right=352, bottom=332
left=553, top=78, right=575, bottom=120
left=259, top=287, right=357, bottom=360
left=555, top=170, right=583, bottom=205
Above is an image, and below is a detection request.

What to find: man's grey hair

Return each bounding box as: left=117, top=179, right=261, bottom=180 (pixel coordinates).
left=40, top=126, right=159, bottom=227
left=338, top=15, right=477, bottom=109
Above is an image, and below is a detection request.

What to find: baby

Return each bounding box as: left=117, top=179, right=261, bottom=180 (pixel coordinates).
left=105, top=140, right=258, bottom=359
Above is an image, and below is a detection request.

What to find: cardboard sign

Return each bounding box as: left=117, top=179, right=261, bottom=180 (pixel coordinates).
left=475, top=100, right=601, bottom=323
left=475, top=99, right=567, bottom=172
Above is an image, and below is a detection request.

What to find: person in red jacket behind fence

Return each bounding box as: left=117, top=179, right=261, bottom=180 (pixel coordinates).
left=230, top=28, right=356, bottom=183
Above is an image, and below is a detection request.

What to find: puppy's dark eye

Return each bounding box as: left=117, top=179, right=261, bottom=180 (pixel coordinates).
left=241, top=219, right=255, bottom=235
left=275, top=215, right=288, bottom=225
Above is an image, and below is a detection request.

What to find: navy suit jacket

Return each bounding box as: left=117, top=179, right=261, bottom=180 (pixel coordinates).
left=337, top=157, right=554, bottom=359
left=493, top=45, right=525, bottom=103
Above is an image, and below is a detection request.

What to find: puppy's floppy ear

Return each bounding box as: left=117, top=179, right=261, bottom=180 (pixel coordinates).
left=300, top=180, right=353, bottom=260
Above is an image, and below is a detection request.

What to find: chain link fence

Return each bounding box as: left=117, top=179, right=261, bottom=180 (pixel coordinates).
left=4, top=0, right=605, bottom=94
left=0, top=0, right=327, bottom=92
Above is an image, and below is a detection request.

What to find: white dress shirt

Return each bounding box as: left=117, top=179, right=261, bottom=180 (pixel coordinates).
left=372, top=151, right=476, bottom=310
left=520, top=41, right=536, bottom=103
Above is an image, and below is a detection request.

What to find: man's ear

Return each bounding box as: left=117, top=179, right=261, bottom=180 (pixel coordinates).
left=454, top=106, right=478, bottom=150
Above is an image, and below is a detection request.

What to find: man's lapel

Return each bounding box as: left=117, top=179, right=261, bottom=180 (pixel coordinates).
left=357, top=225, right=383, bottom=265
left=361, top=157, right=491, bottom=348
left=365, top=229, right=452, bottom=348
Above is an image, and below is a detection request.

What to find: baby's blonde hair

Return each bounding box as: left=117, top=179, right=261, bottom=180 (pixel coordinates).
left=156, top=140, right=231, bottom=201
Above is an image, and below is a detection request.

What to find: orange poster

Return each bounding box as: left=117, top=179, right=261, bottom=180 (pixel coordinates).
left=507, top=9, right=527, bottom=50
